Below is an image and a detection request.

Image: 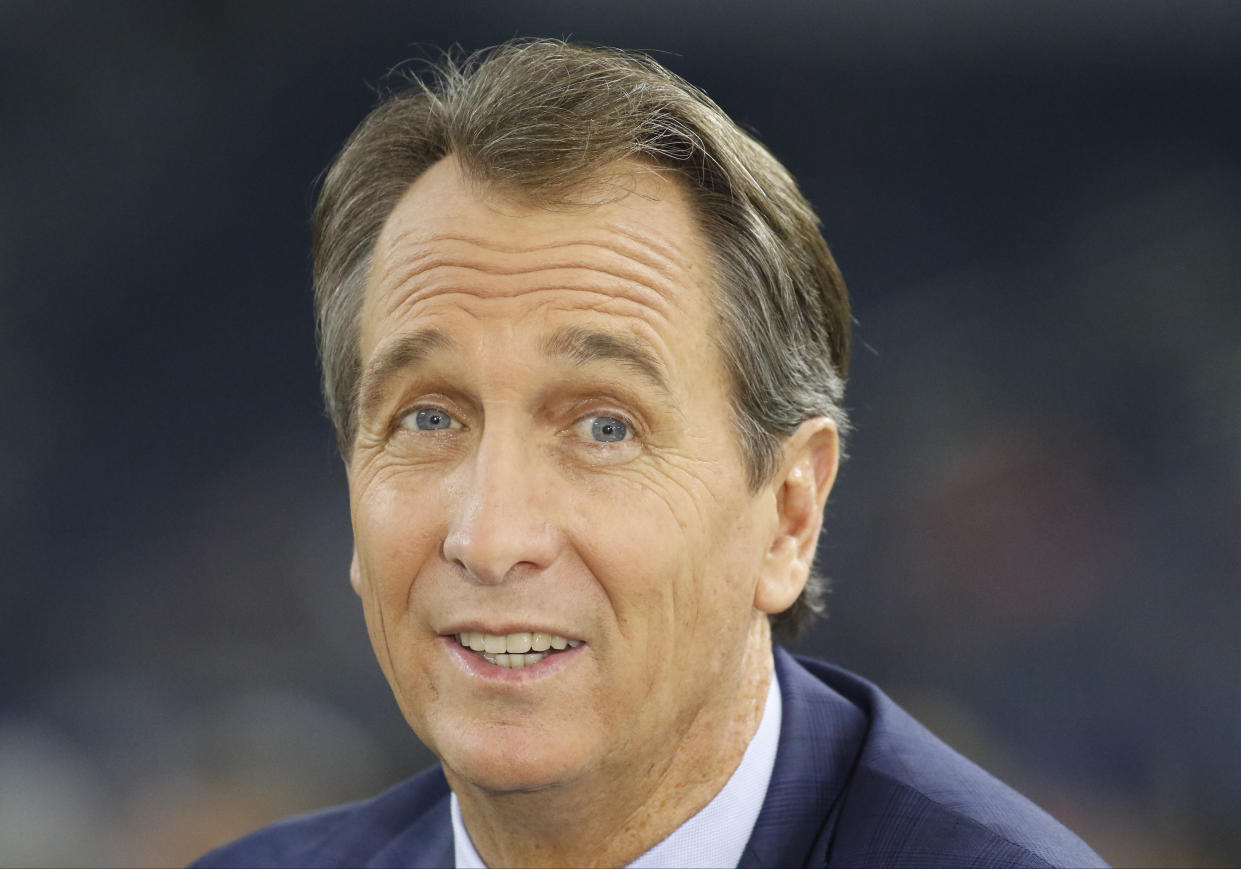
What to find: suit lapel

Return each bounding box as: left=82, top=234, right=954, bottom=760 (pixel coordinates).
left=365, top=778, right=454, bottom=868
left=737, top=647, right=869, bottom=868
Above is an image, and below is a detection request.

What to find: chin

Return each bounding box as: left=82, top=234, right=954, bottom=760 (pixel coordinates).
left=434, top=722, right=592, bottom=794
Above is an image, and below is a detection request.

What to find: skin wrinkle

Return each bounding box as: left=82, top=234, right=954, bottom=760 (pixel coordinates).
left=377, top=275, right=678, bottom=332
left=364, top=559, right=406, bottom=719
left=384, top=225, right=689, bottom=276
left=378, top=272, right=675, bottom=343
left=372, top=231, right=682, bottom=325
left=594, top=219, right=692, bottom=273
left=360, top=493, right=426, bottom=685
left=382, top=253, right=679, bottom=304
left=374, top=283, right=673, bottom=358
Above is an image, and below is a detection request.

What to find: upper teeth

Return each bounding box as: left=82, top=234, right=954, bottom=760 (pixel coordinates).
left=457, top=631, right=581, bottom=654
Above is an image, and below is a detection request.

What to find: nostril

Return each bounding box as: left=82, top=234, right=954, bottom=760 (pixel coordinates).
left=440, top=490, right=561, bottom=583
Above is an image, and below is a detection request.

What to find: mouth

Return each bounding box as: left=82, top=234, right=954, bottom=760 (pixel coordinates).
left=454, top=631, right=583, bottom=670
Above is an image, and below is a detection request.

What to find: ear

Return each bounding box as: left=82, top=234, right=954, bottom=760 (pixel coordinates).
left=754, top=418, right=840, bottom=615
left=349, top=546, right=365, bottom=597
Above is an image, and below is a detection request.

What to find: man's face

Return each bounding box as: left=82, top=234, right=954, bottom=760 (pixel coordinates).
left=348, top=156, right=786, bottom=797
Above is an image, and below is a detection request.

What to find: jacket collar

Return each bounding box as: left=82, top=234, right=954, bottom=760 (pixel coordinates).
left=737, top=646, right=869, bottom=868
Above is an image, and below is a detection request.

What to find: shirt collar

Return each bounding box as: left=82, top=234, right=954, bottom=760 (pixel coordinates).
left=452, top=667, right=782, bottom=868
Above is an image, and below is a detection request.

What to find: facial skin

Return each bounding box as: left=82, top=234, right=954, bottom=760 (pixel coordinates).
left=348, top=155, right=838, bottom=867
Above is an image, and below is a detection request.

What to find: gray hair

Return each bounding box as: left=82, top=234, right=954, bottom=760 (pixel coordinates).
left=312, top=39, right=851, bottom=639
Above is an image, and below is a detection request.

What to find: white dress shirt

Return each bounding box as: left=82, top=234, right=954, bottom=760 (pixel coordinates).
left=452, top=667, right=782, bottom=868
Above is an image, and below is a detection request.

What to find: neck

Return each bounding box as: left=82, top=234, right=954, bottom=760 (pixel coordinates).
left=450, top=615, right=775, bottom=868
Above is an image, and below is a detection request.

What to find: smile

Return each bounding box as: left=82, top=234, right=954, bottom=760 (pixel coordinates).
left=455, top=631, right=583, bottom=669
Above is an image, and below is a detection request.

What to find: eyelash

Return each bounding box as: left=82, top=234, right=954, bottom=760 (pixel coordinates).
left=564, top=399, right=643, bottom=440
left=390, top=402, right=464, bottom=437
left=571, top=411, right=636, bottom=442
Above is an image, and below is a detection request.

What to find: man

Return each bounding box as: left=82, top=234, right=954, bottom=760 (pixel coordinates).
left=195, top=40, right=1105, bottom=868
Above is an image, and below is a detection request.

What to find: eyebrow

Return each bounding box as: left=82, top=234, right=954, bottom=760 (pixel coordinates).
left=542, top=326, right=671, bottom=396
left=357, top=328, right=458, bottom=423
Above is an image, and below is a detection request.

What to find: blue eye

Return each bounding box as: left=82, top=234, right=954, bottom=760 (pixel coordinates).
left=589, top=416, right=628, bottom=443
left=408, top=408, right=455, bottom=431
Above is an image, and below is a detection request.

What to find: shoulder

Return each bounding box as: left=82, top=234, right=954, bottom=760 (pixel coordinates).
left=189, top=764, right=451, bottom=868
left=775, top=650, right=1107, bottom=868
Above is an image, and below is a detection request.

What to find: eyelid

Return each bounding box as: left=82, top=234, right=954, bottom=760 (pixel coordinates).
left=392, top=399, right=466, bottom=433
left=566, top=409, right=644, bottom=452
left=576, top=412, right=630, bottom=428
left=567, top=401, right=642, bottom=436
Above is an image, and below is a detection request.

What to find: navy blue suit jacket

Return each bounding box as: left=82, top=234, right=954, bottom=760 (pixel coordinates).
left=193, top=647, right=1106, bottom=867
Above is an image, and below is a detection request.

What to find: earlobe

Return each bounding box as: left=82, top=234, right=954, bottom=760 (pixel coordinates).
left=753, top=419, right=840, bottom=615
left=350, top=547, right=365, bottom=597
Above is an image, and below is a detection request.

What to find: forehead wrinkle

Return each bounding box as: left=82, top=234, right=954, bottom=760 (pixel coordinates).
left=594, top=221, right=693, bottom=274
left=379, top=258, right=679, bottom=315
left=372, top=230, right=687, bottom=317
left=388, top=225, right=690, bottom=280
left=378, top=266, right=679, bottom=333
left=535, top=293, right=676, bottom=333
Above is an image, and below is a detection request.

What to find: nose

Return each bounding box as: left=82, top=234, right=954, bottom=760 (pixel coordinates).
left=441, top=426, right=561, bottom=584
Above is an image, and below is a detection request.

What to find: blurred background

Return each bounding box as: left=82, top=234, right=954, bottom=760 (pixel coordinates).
left=2, top=1, right=1239, bottom=866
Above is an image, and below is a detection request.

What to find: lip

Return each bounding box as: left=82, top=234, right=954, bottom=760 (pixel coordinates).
left=439, top=624, right=585, bottom=643
left=441, top=635, right=586, bottom=684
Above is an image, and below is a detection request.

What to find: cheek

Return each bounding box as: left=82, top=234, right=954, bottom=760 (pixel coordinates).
left=351, top=482, right=448, bottom=724
left=352, top=480, right=445, bottom=612
left=566, top=464, right=751, bottom=639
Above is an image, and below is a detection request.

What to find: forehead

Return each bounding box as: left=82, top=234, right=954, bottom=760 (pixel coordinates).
left=359, top=156, right=715, bottom=360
